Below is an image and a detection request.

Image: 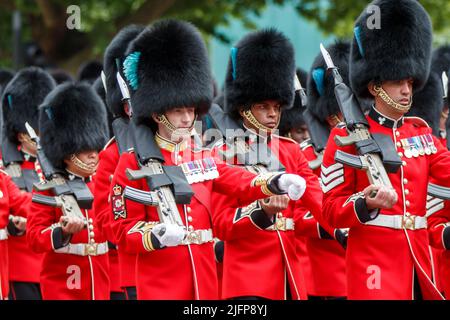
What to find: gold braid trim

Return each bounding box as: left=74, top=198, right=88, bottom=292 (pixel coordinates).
left=127, top=221, right=159, bottom=252
left=70, top=154, right=98, bottom=174
left=156, top=114, right=197, bottom=137
left=242, top=109, right=279, bottom=134
left=250, top=172, right=279, bottom=196
left=374, top=85, right=412, bottom=112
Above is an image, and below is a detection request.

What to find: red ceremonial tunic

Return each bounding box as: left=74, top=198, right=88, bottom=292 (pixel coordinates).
left=94, top=138, right=135, bottom=292
left=320, top=108, right=450, bottom=300
left=27, top=177, right=110, bottom=300
left=8, top=160, right=43, bottom=284
left=110, top=137, right=276, bottom=300
left=212, top=134, right=324, bottom=300
left=300, top=142, right=347, bottom=297
left=0, top=170, right=32, bottom=299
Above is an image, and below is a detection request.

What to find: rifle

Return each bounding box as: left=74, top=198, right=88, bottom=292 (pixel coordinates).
left=320, top=43, right=401, bottom=193
left=25, top=122, right=91, bottom=223
left=123, top=119, right=194, bottom=226
left=302, top=109, right=330, bottom=170
left=207, top=103, right=285, bottom=173
left=320, top=44, right=450, bottom=200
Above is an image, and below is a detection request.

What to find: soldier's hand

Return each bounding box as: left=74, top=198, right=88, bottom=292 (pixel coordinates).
left=12, top=216, right=27, bottom=232
left=60, top=216, right=86, bottom=235
left=259, top=195, right=290, bottom=217
left=277, top=174, right=306, bottom=200
left=363, top=185, right=398, bottom=210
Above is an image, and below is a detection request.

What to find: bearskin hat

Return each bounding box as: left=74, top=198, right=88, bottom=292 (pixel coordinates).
left=431, top=45, right=450, bottom=76
left=279, top=68, right=308, bottom=135
left=123, top=19, right=213, bottom=124
left=349, top=0, right=433, bottom=99
left=49, top=69, right=74, bottom=85
left=93, top=76, right=114, bottom=138
left=77, top=60, right=103, bottom=84
left=104, top=24, right=144, bottom=118
left=307, top=40, right=350, bottom=122
left=0, top=69, right=14, bottom=95
left=1, top=67, right=56, bottom=144
left=407, top=72, right=443, bottom=136
left=224, top=28, right=296, bottom=120
left=39, top=82, right=109, bottom=170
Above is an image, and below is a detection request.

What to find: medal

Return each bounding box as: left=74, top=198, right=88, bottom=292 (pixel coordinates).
left=408, top=138, right=419, bottom=157
left=420, top=135, right=431, bottom=155
left=401, top=138, right=412, bottom=158
left=425, top=134, right=437, bottom=154
left=414, top=136, right=425, bottom=156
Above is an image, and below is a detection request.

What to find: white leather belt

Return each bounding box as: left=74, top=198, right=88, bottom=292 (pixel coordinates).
left=266, top=217, right=295, bottom=231
left=54, top=242, right=109, bottom=256
left=365, top=214, right=427, bottom=230
left=182, top=229, right=214, bottom=245
left=0, top=228, right=8, bottom=241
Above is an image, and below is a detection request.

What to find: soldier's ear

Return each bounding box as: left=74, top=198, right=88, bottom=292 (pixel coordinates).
left=367, top=82, right=377, bottom=97
left=151, top=113, right=160, bottom=123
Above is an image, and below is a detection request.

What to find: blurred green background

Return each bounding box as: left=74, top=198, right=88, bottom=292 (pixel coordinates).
left=0, top=0, right=448, bottom=86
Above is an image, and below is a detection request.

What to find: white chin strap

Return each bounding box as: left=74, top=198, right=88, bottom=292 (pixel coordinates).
left=374, top=84, right=412, bottom=112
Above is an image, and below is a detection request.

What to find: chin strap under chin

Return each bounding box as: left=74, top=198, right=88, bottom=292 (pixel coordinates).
left=156, top=114, right=197, bottom=137
left=242, top=109, right=279, bottom=134
left=374, top=85, right=412, bottom=112
left=70, top=154, right=98, bottom=175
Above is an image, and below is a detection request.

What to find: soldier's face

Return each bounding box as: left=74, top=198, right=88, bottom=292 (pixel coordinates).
left=64, top=150, right=99, bottom=177
left=164, top=107, right=196, bottom=129
left=289, top=125, right=310, bottom=144
left=248, top=100, right=281, bottom=129
left=381, top=78, right=414, bottom=105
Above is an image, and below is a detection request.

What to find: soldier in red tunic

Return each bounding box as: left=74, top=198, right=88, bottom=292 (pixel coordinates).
left=1, top=67, right=56, bottom=299
left=110, top=20, right=306, bottom=300
left=408, top=46, right=450, bottom=298
left=211, top=29, right=328, bottom=300
left=0, top=170, right=32, bottom=300
left=27, top=83, right=110, bottom=300
left=93, top=24, right=144, bottom=300
left=320, top=0, right=450, bottom=300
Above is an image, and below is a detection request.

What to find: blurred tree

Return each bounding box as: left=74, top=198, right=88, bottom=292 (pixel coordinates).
left=0, top=0, right=448, bottom=71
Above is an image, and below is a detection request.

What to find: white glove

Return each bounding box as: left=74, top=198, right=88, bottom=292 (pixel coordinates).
left=152, top=223, right=186, bottom=248
left=277, top=174, right=306, bottom=200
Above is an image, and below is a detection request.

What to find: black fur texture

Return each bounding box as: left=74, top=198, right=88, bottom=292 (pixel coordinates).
left=307, top=40, right=351, bottom=122
left=39, top=82, right=109, bottom=169
left=1, top=67, right=56, bottom=144
left=125, top=20, right=213, bottom=124
left=349, top=0, right=433, bottom=99
left=224, top=28, right=296, bottom=119
left=279, top=68, right=308, bottom=135
left=104, top=24, right=144, bottom=118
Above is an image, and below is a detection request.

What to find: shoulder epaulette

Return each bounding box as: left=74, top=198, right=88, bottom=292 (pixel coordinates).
left=404, top=116, right=430, bottom=128
left=272, top=134, right=297, bottom=144
left=103, top=136, right=117, bottom=151
left=299, top=139, right=314, bottom=151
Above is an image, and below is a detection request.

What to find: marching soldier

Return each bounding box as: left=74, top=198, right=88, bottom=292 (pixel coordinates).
left=415, top=46, right=450, bottom=298
left=1, top=67, right=56, bottom=300
left=320, top=0, right=450, bottom=299
left=211, top=29, right=326, bottom=300
left=278, top=67, right=315, bottom=296
left=27, top=82, right=110, bottom=300
left=93, top=24, right=144, bottom=300
left=0, top=169, right=33, bottom=300
left=297, top=40, right=351, bottom=299
left=110, top=20, right=306, bottom=300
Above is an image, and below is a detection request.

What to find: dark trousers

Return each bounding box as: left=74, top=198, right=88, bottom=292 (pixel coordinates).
left=110, top=291, right=127, bottom=300
left=8, top=281, right=42, bottom=300
left=124, top=286, right=137, bottom=300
